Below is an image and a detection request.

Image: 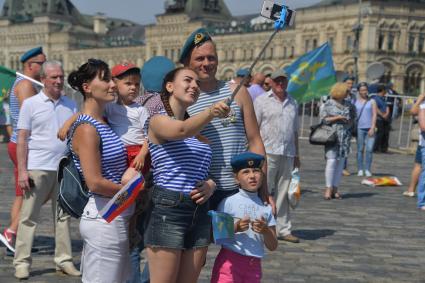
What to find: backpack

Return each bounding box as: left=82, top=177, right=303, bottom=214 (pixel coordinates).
left=57, top=120, right=101, bottom=218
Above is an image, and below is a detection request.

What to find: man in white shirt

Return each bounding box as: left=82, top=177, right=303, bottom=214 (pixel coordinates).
left=254, top=70, right=300, bottom=243
left=14, top=61, right=80, bottom=279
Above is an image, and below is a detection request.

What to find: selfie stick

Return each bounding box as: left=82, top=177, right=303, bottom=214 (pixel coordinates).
left=226, top=5, right=288, bottom=106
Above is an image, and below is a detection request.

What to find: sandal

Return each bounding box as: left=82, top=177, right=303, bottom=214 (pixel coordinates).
left=332, top=188, right=342, bottom=199
left=333, top=192, right=342, bottom=199
left=323, top=188, right=332, bottom=200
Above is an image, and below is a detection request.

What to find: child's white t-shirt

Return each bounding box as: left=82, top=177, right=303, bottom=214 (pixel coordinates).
left=105, top=101, right=149, bottom=146
left=216, top=189, right=276, bottom=258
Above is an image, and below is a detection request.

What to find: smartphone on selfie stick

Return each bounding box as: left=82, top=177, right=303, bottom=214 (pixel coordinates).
left=260, top=0, right=296, bottom=27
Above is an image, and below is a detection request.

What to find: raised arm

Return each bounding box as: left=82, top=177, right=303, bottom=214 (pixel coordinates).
left=149, top=101, right=229, bottom=142
left=233, top=85, right=269, bottom=202
left=410, top=94, right=425, bottom=115
left=72, top=124, right=122, bottom=197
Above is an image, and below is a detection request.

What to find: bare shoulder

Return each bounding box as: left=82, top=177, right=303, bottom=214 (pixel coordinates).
left=229, top=84, right=251, bottom=108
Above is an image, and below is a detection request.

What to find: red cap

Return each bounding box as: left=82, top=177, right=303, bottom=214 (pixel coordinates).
left=111, top=63, right=139, bottom=77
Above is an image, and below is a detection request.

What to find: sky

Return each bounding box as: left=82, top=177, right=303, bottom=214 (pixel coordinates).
left=0, top=0, right=322, bottom=24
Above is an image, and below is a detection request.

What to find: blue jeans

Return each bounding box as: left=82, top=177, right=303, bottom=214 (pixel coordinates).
left=417, top=146, right=425, bottom=208
left=128, top=247, right=150, bottom=283
left=356, top=128, right=375, bottom=171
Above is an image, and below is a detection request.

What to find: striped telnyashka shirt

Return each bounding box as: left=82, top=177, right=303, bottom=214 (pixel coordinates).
left=70, top=114, right=127, bottom=185
left=148, top=111, right=212, bottom=194
left=188, top=81, right=248, bottom=191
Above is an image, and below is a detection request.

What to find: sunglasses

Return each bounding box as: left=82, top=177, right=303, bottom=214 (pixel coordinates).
left=29, top=61, right=45, bottom=65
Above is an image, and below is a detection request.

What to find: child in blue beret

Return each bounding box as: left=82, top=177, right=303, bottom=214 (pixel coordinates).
left=211, top=152, right=278, bottom=283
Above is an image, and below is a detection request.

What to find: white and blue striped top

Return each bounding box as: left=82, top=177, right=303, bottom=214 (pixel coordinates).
left=188, top=81, right=248, bottom=191
left=148, top=113, right=212, bottom=194
left=70, top=114, right=127, bottom=186
left=9, top=76, right=25, bottom=143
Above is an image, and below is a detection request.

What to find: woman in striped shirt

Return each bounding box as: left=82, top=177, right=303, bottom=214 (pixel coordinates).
left=68, top=59, right=132, bottom=283
left=145, top=67, right=229, bottom=283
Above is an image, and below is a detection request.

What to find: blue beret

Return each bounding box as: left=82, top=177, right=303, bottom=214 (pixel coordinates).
left=343, top=75, right=355, bottom=82
left=236, top=68, right=250, bottom=77
left=20, top=46, right=43, bottom=63
left=179, top=28, right=212, bottom=64
left=141, top=56, right=175, bottom=92
left=231, top=152, right=265, bottom=172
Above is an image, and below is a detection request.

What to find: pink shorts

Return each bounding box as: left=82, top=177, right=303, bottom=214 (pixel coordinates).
left=211, top=248, right=262, bottom=283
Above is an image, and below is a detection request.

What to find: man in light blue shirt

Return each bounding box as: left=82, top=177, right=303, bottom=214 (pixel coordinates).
left=254, top=70, right=300, bottom=243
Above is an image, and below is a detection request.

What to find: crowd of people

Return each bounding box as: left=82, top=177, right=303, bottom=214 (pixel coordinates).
left=0, top=26, right=423, bottom=283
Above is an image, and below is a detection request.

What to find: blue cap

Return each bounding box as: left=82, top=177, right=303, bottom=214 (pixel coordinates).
left=236, top=68, right=250, bottom=77
left=141, top=56, right=175, bottom=92
left=20, top=46, right=43, bottom=63
left=231, top=152, right=265, bottom=172
left=179, top=28, right=212, bottom=64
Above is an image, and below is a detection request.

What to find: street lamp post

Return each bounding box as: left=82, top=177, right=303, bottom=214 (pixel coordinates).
left=352, top=0, right=363, bottom=84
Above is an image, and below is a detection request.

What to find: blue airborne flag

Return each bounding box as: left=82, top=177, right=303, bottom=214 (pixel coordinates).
left=284, top=42, right=336, bottom=103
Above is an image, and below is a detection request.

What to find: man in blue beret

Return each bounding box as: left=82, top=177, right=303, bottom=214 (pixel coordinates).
left=1, top=46, right=45, bottom=256
left=182, top=28, right=271, bottom=212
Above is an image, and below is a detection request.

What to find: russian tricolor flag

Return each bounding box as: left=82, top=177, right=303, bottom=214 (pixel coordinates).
left=100, top=173, right=144, bottom=223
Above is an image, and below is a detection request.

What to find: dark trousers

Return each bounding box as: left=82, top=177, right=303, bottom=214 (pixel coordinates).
left=374, top=119, right=391, bottom=152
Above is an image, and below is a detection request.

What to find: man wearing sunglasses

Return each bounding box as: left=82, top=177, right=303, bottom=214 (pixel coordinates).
left=1, top=47, right=46, bottom=257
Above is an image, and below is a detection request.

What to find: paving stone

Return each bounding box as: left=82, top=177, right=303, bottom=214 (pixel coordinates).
left=1, top=140, right=425, bottom=282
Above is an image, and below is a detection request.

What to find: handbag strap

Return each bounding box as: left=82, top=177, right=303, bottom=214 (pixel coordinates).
left=356, top=99, right=368, bottom=123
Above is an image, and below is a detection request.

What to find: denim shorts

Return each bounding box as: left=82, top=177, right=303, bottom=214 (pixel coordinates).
left=144, top=186, right=211, bottom=249
left=415, top=145, right=422, bottom=164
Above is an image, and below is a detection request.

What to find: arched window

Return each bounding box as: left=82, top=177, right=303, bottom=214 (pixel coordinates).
left=305, top=39, right=310, bottom=52
left=404, top=65, right=423, bottom=96
left=419, top=34, right=425, bottom=53
left=408, top=36, right=415, bottom=52
left=388, top=34, right=395, bottom=51
left=378, top=33, right=384, bottom=50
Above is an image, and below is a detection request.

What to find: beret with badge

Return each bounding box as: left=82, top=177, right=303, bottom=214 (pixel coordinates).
left=179, top=28, right=212, bottom=64
left=20, top=46, right=44, bottom=63
left=231, top=152, right=265, bottom=173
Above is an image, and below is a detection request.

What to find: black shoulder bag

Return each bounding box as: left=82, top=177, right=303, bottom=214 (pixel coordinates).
left=57, top=120, right=102, bottom=218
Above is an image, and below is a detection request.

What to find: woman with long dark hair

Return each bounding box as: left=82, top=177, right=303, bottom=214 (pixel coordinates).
left=68, top=59, right=132, bottom=283
left=144, top=67, right=229, bottom=283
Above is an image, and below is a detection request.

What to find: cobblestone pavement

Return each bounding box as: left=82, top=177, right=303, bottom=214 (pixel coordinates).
left=1, top=140, right=424, bottom=282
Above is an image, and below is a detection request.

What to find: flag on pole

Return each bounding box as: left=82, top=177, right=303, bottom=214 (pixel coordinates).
left=0, top=66, right=16, bottom=98
left=100, top=174, right=144, bottom=223
left=284, top=42, right=336, bottom=103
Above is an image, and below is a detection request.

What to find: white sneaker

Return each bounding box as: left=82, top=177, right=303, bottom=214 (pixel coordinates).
left=357, top=170, right=364, bottom=176
left=365, top=170, right=372, bottom=177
